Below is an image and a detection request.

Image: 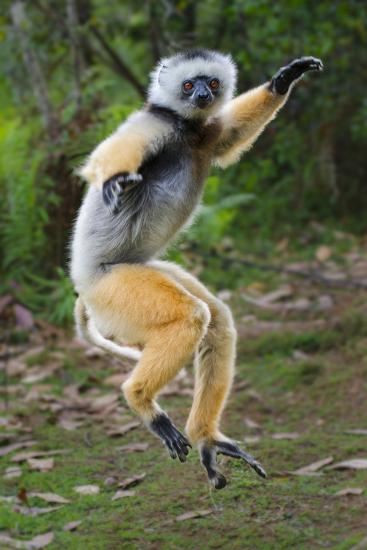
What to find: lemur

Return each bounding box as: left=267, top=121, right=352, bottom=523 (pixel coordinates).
left=71, top=50, right=323, bottom=489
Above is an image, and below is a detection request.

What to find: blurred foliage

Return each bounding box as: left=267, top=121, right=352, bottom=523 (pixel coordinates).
left=0, top=0, right=366, bottom=324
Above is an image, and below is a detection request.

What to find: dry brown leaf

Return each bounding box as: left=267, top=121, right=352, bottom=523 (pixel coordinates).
left=74, top=485, right=100, bottom=495
left=334, top=488, right=364, bottom=496
left=0, top=532, right=54, bottom=549
left=4, top=466, right=22, bottom=480
left=328, top=459, right=367, bottom=470
left=116, top=443, right=149, bottom=453
left=292, top=456, right=334, bottom=475
left=29, top=532, right=54, bottom=549
left=244, top=436, right=260, bottom=445
left=316, top=245, right=332, bottom=262
left=111, top=489, right=136, bottom=501
left=272, top=432, right=300, bottom=440
left=118, top=473, right=146, bottom=490
left=29, top=492, right=70, bottom=504
left=27, top=458, right=54, bottom=472
left=106, top=421, right=140, bottom=437
left=176, top=509, right=213, bottom=521
left=12, top=449, right=69, bottom=463
left=63, top=520, right=82, bottom=532
left=90, top=394, right=119, bottom=412
left=13, top=504, right=63, bottom=516
left=104, top=373, right=128, bottom=387
left=7, top=359, right=27, bottom=377
left=58, top=418, right=84, bottom=431
left=244, top=417, right=261, bottom=430
left=345, top=429, right=367, bottom=436
left=0, top=440, right=37, bottom=458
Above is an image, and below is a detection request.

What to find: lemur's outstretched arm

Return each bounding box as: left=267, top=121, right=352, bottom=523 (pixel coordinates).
left=78, top=111, right=172, bottom=213
left=214, top=57, right=323, bottom=167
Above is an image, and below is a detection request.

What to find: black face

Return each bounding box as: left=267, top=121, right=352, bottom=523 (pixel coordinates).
left=181, top=76, right=220, bottom=109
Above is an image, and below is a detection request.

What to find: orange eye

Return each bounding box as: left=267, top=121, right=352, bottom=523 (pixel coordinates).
left=183, top=81, right=193, bottom=92
left=209, top=78, right=219, bottom=90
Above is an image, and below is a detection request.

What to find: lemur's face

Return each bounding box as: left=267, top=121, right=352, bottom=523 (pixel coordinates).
left=181, top=75, right=221, bottom=110
left=148, top=51, right=237, bottom=118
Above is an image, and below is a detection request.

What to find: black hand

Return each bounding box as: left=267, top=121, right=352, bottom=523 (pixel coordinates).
left=269, top=56, right=323, bottom=95
left=102, top=172, right=142, bottom=214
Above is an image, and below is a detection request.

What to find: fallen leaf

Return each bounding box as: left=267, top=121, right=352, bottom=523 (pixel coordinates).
left=244, top=436, right=260, bottom=445
left=0, top=532, right=54, bottom=549
left=13, top=504, right=63, bottom=516
left=12, top=449, right=69, bottom=463
left=272, top=432, right=300, bottom=440
left=90, top=394, right=119, bottom=412
left=4, top=466, right=22, bottom=480
left=244, top=417, right=261, bottom=430
left=63, top=520, right=82, bottom=532
left=58, top=418, right=84, bottom=431
left=104, top=373, right=128, bottom=387
left=0, top=440, right=36, bottom=458
left=74, top=485, right=100, bottom=495
left=106, top=421, right=140, bottom=437
left=334, top=488, right=364, bottom=496
left=27, top=458, right=54, bottom=472
left=29, top=532, right=54, bottom=549
left=116, top=443, right=149, bottom=453
left=328, top=459, right=367, bottom=470
left=29, top=492, right=70, bottom=504
left=14, top=304, right=34, bottom=329
left=315, top=245, right=332, bottom=262
left=6, top=359, right=27, bottom=377
left=292, top=456, right=334, bottom=475
left=176, top=509, right=213, bottom=521
left=0, top=495, right=18, bottom=503
left=345, top=429, right=367, bottom=436
left=111, top=489, right=136, bottom=501
left=118, top=473, right=146, bottom=490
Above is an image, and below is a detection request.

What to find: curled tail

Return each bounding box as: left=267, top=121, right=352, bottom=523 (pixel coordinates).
left=74, top=297, right=142, bottom=362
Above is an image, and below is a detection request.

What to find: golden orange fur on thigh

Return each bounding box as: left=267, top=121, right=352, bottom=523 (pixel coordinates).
left=83, top=264, right=211, bottom=419
left=83, top=264, right=209, bottom=344
left=150, top=261, right=237, bottom=441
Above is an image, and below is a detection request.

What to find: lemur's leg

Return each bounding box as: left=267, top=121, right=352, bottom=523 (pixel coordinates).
left=215, top=56, right=323, bottom=168
left=151, top=261, right=266, bottom=488
left=84, top=264, right=210, bottom=462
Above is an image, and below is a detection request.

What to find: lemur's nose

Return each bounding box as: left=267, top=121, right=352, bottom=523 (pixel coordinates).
left=198, top=92, right=210, bottom=100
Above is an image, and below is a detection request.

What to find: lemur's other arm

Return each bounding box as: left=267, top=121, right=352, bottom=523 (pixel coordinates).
left=78, top=111, right=172, bottom=213
left=214, top=57, right=323, bottom=167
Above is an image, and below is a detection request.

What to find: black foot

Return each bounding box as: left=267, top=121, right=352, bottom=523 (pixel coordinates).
left=102, top=172, right=142, bottom=214
left=149, top=414, right=191, bottom=463
left=269, top=56, right=323, bottom=95
left=200, top=439, right=267, bottom=490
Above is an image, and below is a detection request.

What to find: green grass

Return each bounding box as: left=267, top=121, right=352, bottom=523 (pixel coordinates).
left=1, top=297, right=367, bottom=549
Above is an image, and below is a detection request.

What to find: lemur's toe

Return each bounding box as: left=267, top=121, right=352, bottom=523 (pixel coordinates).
left=215, top=440, right=267, bottom=479
left=200, top=444, right=227, bottom=490
left=149, top=413, right=190, bottom=463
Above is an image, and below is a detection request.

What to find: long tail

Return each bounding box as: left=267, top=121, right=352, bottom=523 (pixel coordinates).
left=74, top=297, right=142, bottom=362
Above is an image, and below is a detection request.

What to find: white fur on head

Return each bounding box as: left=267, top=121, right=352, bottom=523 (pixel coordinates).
left=148, top=49, right=237, bottom=118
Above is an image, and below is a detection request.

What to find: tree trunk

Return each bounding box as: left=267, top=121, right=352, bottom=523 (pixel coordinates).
left=66, top=0, right=86, bottom=112
left=10, top=1, right=60, bottom=143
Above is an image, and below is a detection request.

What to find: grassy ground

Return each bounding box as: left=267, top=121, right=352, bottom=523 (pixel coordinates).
left=1, top=271, right=367, bottom=549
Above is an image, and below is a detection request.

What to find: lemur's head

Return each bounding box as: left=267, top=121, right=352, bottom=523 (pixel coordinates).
left=148, top=49, right=237, bottom=118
